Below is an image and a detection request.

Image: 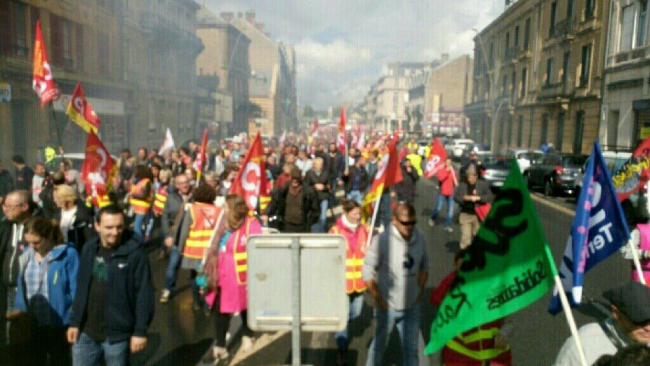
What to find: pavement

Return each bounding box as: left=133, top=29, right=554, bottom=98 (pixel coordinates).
left=136, top=176, right=630, bottom=366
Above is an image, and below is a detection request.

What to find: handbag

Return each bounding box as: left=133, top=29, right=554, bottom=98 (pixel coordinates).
left=475, top=202, right=492, bottom=221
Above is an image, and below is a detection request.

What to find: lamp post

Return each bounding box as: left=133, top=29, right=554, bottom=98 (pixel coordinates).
left=472, top=27, right=502, bottom=154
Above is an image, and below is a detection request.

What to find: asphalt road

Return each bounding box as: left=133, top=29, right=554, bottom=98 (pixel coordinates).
left=135, top=177, right=630, bottom=366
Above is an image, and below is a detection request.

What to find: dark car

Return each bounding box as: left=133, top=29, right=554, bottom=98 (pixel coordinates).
left=525, top=153, right=588, bottom=196
left=480, top=156, right=511, bottom=191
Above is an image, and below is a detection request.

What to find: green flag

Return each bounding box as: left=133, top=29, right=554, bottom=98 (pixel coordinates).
left=426, top=159, right=558, bottom=354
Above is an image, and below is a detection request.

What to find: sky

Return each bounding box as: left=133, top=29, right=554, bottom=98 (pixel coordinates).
left=203, top=0, right=505, bottom=110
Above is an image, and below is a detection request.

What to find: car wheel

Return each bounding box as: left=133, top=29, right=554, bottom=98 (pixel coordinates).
left=544, top=180, right=554, bottom=197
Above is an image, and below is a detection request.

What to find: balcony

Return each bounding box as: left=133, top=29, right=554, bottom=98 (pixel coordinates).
left=549, top=19, right=574, bottom=41
left=538, top=82, right=568, bottom=100
left=504, top=47, right=519, bottom=63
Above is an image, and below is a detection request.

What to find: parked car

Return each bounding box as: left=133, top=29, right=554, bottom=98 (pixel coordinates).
left=503, top=148, right=544, bottom=173
left=525, top=153, right=588, bottom=196
left=573, top=151, right=631, bottom=198
left=480, top=156, right=511, bottom=191
left=446, top=138, right=474, bottom=159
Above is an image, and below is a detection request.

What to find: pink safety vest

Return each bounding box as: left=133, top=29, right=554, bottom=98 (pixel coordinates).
left=634, top=224, right=650, bottom=285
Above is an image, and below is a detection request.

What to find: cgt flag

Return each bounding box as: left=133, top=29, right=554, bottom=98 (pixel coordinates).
left=424, top=138, right=448, bottom=178
left=67, top=82, right=101, bottom=133
left=426, top=160, right=556, bottom=354
left=193, top=128, right=209, bottom=174
left=32, top=20, right=60, bottom=107
left=611, top=136, right=650, bottom=201
left=230, top=132, right=270, bottom=212
left=81, top=131, right=117, bottom=192
left=362, top=137, right=403, bottom=211
left=549, top=142, right=630, bottom=314
left=337, top=107, right=347, bottom=153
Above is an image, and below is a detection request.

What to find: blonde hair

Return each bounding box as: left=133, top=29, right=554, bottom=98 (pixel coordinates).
left=54, top=185, right=77, bottom=206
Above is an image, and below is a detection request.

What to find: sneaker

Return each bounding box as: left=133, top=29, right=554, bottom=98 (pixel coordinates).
left=241, top=336, right=254, bottom=352
left=159, top=289, right=171, bottom=303
left=202, top=346, right=228, bottom=364
left=445, top=226, right=453, bottom=233
left=428, top=218, right=435, bottom=227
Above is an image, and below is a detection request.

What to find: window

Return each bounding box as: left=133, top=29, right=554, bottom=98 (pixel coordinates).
left=580, top=44, right=592, bottom=86
left=546, top=58, right=554, bottom=85
left=585, top=0, right=596, bottom=20
left=541, top=114, right=549, bottom=145
left=550, top=2, right=557, bottom=37
left=574, top=111, right=585, bottom=154
left=76, top=24, right=84, bottom=71
left=98, top=31, right=109, bottom=76
left=514, top=26, right=520, bottom=48
left=556, top=113, right=565, bottom=150
left=562, top=52, right=570, bottom=84
left=505, top=32, right=510, bottom=58
left=511, top=70, right=516, bottom=97
left=50, top=14, right=74, bottom=67
left=517, top=115, right=524, bottom=146
left=507, top=116, right=514, bottom=146
left=524, top=18, right=531, bottom=49
left=567, top=0, right=574, bottom=19
left=521, top=68, right=527, bottom=97
left=502, top=75, right=508, bottom=95
left=0, top=1, right=28, bottom=56
left=620, top=5, right=635, bottom=52
left=637, top=1, right=648, bottom=48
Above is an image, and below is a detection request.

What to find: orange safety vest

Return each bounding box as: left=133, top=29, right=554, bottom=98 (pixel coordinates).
left=233, top=217, right=254, bottom=285
left=85, top=193, right=112, bottom=209
left=184, top=202, right=221, bottom=259
left=330, top=225, right=368, bottom=294
left=442, top=319, right=512, bottom=366
left=129, top=178, right=153, bottom=215
left=152, top=186, right=169, bottom=216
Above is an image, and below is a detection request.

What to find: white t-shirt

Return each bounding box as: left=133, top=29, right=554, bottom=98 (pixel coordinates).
left=32, top=175, right=44, bottom=205
left=59, top=207, right=77, bottom=244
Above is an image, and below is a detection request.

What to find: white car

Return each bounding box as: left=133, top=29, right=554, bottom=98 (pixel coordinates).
left=503, top=148, right=544, bottom=173
left=446, top=139, right=474, bottom=158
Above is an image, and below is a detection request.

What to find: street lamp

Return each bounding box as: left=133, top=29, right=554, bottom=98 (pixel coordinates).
left=472, top=27, right=501, bottom=154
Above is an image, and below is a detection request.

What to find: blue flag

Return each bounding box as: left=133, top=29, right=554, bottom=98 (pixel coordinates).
left=549, top=142, right=630, bottom=314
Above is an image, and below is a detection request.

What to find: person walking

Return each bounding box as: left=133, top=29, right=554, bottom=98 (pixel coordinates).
left=304, top=158, right=330, bottom=233
left=203, top=195, right=261, bottom=363
left=9, top=218, right=79, bottom=365
left=329, top=200, right=369, bottom=365
left=67, top=205, right=154, bottom=366
left=342, top=157, right=369, bottom=205
left=128, top=166, right=153, bottom=242
left=363, top=203, right=429, bottom=366
left=396, top=159, right=419, bottom=205
left=11, top=156, right=34, bottom=191
left=54, top=185, right=94, bottom=251
left=429, top=157, right=459, bottom=232
left=31, top=163, right=46, bottom=208
left=455, top=166, right=493, bottom=249
left=0, top=160, right=14, bottom=215
left=265, top=167, right=320, bottom=233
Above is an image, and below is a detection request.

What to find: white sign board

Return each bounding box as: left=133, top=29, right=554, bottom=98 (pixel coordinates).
left=0, top=83, right=11, bottom=103
left=247, top=234, right=348, bottom=332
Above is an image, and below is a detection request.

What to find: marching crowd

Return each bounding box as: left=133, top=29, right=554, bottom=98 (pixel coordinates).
left=0, top=130, right=649, bottom=366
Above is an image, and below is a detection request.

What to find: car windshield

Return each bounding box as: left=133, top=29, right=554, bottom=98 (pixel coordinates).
left=562, top=156, right=588, bottom=167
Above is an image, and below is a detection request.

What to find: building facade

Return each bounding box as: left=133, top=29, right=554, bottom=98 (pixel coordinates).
left=466, top=0, right=608, bottom=154
left=601, top=0, right=650, bottom=150
left=0, top=0, right=203, bottom=164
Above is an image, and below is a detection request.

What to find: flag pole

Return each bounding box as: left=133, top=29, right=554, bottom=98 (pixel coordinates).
left=365, top=186, right=384, bottom=250
left=628, top=238, right=647, bottom=285
left=49, top=101, right=66, bottom=160
left=553, top=275, right=589, bottom=366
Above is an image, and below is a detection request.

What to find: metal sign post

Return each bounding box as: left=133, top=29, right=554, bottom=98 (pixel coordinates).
left=291, top=237, right=301, bottom=366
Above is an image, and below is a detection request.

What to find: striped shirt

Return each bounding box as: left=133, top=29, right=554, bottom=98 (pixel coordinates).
left=25, top=251, right=52, bottom=326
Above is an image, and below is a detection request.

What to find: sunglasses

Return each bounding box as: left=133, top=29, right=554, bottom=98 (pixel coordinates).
left=397, top=219, right=417, bottom=227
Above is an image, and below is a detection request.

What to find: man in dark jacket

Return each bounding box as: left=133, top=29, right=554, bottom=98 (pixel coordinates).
left=342, top=156, right=369, bottom=205
left=304, top=158, right=331, bottom=233
left=11, top=155, right=33, bottom=191
left=39, top=171, right=67, bottom=219
left=266, top=167, right=320, bottom=233
left=0, top=160, right=14, bottom=217
left=67, top=205, right=154, bottom=365
left=396, top=159, right=419, bottom=205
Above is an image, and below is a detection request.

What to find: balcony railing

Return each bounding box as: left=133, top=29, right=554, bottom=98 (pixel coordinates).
left=550, top=19, right=574, bottom=39
left=538, top=82, right=568, bottom=100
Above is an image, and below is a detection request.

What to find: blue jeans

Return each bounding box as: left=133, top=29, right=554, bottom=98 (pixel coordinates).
left=164, top=245, right=182, bottom=291
left=431, top=194, right=454, bottom=227
left=72, top=332, right=129, bottom=366
left=335, top=293, right=365, bottom=351
left=347, top=190, right=363, bottom=205
left=133, top=213, right=146, bottom=239
left=366, top=303, right=421, bottom=366
left=311, top=199, right=329, bottom=233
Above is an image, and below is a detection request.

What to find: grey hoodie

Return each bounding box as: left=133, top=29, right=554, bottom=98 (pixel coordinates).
left=362, top=225, right=428, bottom=311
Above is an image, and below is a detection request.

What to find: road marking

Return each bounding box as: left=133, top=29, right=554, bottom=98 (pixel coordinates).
left=529, top=193, right=575, bottom=217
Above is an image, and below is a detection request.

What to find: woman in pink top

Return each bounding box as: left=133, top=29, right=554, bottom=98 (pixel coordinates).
left=428, top=157, right=459, bottom=232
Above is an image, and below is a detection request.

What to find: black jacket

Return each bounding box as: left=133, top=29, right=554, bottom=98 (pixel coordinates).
left=70, top=231, right=155, bottom=342
left=0, top=208, right=43, bottom=287
left=267, top=184, right=320, bottom=232
left=396, top=165, right=419, bottom=203
left=0, top=170, right=13, bottom=199
left=39, top=182, right=58, bottom=219
left=454, top=180, right=494, bottom=214
left=14, top=166, right=34, bottom=191
left=304, top=170, right=330, bottom=202
left=342, top=165, right=369, bottom=193
left=55, top=201, right=96, bottom=251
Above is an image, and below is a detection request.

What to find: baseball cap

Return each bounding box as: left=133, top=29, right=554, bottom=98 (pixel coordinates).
left=603, top=281, right=650, bottom=323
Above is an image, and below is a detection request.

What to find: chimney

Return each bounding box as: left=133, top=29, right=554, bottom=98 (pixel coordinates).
left=441, top=53, right=450, bottom=63
left=245, top=11, right=255, bottom=24
left=237, top=12, right=243, bottom=19
left=220, top=12, right=233, bottom=21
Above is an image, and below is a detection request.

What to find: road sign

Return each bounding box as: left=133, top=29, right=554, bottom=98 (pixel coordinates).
left=0, top=83, right=11, bottom=103
left=247, top=234, right=348, bottom=366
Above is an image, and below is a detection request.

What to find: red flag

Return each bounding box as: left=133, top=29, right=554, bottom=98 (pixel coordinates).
left=66, top=82, right=101, bottom=133
left=32, top=20, right=60, bottom=107
left=424, top=138, right=448, bottom=178
left=363, top=137, right=403, bottom=208
left=193, top=128, right=209, bottom=174
left=337, top=107, right=346, bottom=153
left=230, top=132, right=269, bottom=211
left=81, top=131, right=117, bottom=194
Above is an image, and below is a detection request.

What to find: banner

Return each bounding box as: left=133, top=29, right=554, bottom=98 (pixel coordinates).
left=158, top=128, right=175, bottom=155
left=356, top=131, right=366, bottom=150
left=193, top=128, right=209, bottom=174
left=424, top=138, right=447, bottom=178
left=612, top=136, right=650, bottom=201
left=66, top=82, right=100, bottom=133
left=337, top=107, right=346, bottom=153
left=362, top=137, right=403, bottom=209
left=549, top=142, right=631, bottom=314
left=81, top=131, right=117, bottom=192
left=32, top=20, right=60, bottom=107
left=426, top=160, right=556, bottom=354
left=230, top=132, right=270, bottom=211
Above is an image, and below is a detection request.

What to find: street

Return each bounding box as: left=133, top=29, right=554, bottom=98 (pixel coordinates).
left=132, top=176, right=630, bottom=366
